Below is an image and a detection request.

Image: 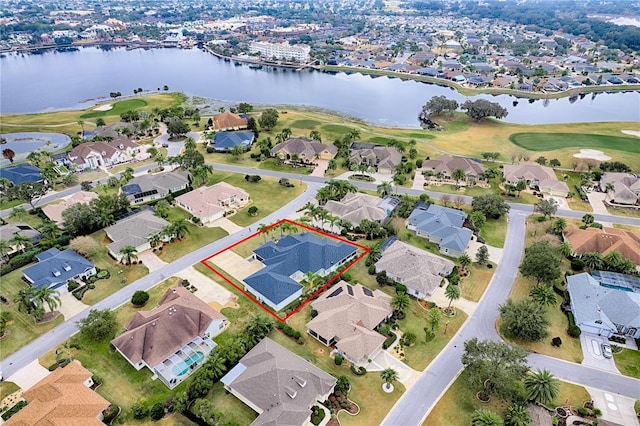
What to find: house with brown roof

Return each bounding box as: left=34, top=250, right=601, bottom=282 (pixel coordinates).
left=271, top=138, right=337, bottom=163
left=348, top=144, right=402, bottom=174
left=213, top=112, right=248, bottom=131
left=600, top=172, right=640, bottom=206
left=422, top=154, right=486, bottom=185
left=67, top=138, right=149, bottom=170
left=307, top=281, right=392, bottom=366
left=111, top=286, right=227, bottom=389
left=221, top=338, right=336, bottom=426
left=376, top=240, right=454, bottom=300
left=42, top=191, right=99, bottom=225
left=563, top=225, right=640, bottom=267
left=176, top=182, right=250, bottom=224
left=5, top=360, right=110, bottom=426
left=323, top=193, right=399, bottom=227
left=503, top=162, right=569, bottom=197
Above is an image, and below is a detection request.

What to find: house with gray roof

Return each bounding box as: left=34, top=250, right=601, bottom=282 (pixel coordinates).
left=211, top=131, right=255, bottom=152
left=112, top=286, right=227, bottom=389
left=0, top=223, right=43, bottom=255
left=121, top=170, right=190, bottom=204
left=244, top=233, right=358, bottom=312
left=23, top=248, right=96, bottom=290
left=323, top=193, right=398, bottom=227
left=271, top=138, right=337, bottom=163
left=375, top=240, right=454, bottom=300
left=599, top=172, right=640, bottom=206
left=308, top=281, right=392, bottom=366
left=503, top=162, right=569, bottom=197
left=567, top=272, right=640, bottom=338
left=349, top=145, right=402, bottom=174
left=104, top=209, right=170, bottom=261
left=221, top=338, right=336, bottom=426
left=406, top=203, right=472, bottom=258
left=422, top=154, right=486, bottom=185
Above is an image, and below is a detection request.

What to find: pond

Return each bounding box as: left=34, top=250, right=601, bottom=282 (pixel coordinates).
left=0, top=132, right=71, bottom=165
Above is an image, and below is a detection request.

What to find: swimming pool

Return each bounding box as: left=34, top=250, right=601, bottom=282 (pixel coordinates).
left=172, top=351, right=205, bottom=376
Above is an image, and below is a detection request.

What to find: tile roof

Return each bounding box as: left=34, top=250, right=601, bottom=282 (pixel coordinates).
left=68, top=138, right=139, bottom=164
left=503, top=162, right=557, bottom=184
left=564, top=224, right=640, bottom=265
left=23, top=248, right=95, bottom=290
left=245, top=233, right=357, bottom=306
left=111, top=286, right=226, bottom=368
left=6, top=360, right=110, bottom=426
left=271, top=138, right=337, bottom=160
left=0, top=223, right=42, bottom=243
left=567, top=272, right=640, bottom=331
left=176, top=182, right=249, bottom=219
left=221, top=338, right=336, bottom=426
left=376, top=240, right=454, bottom=297
left=308, top=281, right=391, bottom=363
left=323, top=193, right=388, bottom=226
left=422, top=155, right=485, bottom=178
left=600, top=172, right=640, bottom=205
left=348, top=146, right=402, bottom=170
left=214, top=112, right=248, bottom=130
left=42, top=191, right=99, bottom=224
left=0, top=164, right=44, bottom=185
left=105, top=209, right=170, bottom=254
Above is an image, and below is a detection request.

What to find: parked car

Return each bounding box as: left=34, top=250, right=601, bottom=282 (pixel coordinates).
left=601, top=343, right=613, bottom=359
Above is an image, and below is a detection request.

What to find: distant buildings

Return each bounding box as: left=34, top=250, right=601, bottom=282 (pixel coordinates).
left=67, top=138, right=148, bottom=170
left=600, top=172, right=640, bottom=206
left=323, top=193, right=398, bottom=227
left=348, top=144, right=402, bottom=175
left=213, top=112, right=248, bottom=131
left=249, top=41, right=310, bottom=62
left=42, top=191, right=98, bottom=225
left=422, top=155, right=486, bottom=185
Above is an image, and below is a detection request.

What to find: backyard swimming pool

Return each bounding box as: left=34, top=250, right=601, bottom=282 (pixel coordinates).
left=172, top=351, right=205, bottom=376
left=0, top=132, right=71, bottom=165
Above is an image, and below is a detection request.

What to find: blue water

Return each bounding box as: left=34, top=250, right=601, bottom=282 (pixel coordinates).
left=0, top=132, right=72, bottom=165
left=172, top=351, right=204, bottom=376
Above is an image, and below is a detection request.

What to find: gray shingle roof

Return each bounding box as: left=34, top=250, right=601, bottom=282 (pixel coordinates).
left=105, top=209, right=170, bottom=253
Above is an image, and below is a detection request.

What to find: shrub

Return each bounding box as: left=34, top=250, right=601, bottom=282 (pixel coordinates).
left=248, top=206, right=258, bottom=216
left=568, top=325, right=581, bottom=338
left=334, top=354, right=343, bottom=365
left=382, top=331, right=397, bottom=349
left=102, top=405, right=120, bottom=424
left=1, top=400, right=28, bottom=421
left=368, top=264, right=376, bottom=275
left=570, top=258, right=585, bottom=271
left=551, top=336, right=562, bottom=347
left=131, top=290, right=150, bottom=306
left=576, top=407, right=589, bottom=417
left=67, top=280, right=80, bottom=291
left=131, top=399, right=150, bottom=419
left=206, top=146, right=215, bottom=153
left=150, top=402, right=165, bottom=421
left=395, top=283, right=407, bottom=294
left=87, top=283, right=96, bottom=289
left=96, top=270, right=110, bottom=279
left=350, top=365, right=367, bottom=376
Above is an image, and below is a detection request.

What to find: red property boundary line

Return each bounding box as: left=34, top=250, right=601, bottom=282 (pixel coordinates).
left=200, top=218, right=369, bottom=322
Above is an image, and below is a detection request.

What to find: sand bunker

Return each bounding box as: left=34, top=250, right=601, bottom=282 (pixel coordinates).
left=93, top=104, right=113, bottom=111
left=622, top=130, right=640, bottom=138
left=573, top=149, right=611, bottom=161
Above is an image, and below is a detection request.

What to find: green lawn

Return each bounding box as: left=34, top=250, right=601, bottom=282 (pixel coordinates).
left=479, top=217, right=507, bottom=248
left=0, top=382, right=19, bottom=400
left=290, top=119, right=322, bottom=130
left=79, top=99, right=149, bottom=119
left=208, top=382, right=258, bottom=424
left=39, top=278, right=187, bottom=423
left=554, top=170, right=593, bottom=212
left=606, top=206, right=640, bottom=219
left=510, top=133, right=640, bottom=154
left=0, top=268, right=65, bottom=359
left=614, top=348, right=640, bottom=379
left=425, top=371, right=590, bottom=426
left=258, top=158, right=313, bottom=174
left=459, top=262, right=496, bottom=302
left=207, top=172, right=305, bottom=227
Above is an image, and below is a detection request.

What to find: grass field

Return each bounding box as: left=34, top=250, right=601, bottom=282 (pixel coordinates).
left=614, top=348, right=640, bottom=379
left=510, top=133, right=640, bottom=153
left=425, top=371, right=590, bottom=426
left=79, top=99, right=149, bottom=119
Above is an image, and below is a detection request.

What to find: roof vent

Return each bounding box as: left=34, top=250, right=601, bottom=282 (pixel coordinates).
left=293, top=375, right=307, bottom=388
left=52, top=269, right=61, bottom=277
left=152, top=322, right=156, bottom=326
left=63, top=263, right=72, bottom=272
left=285, top=386, right=297, bottom=399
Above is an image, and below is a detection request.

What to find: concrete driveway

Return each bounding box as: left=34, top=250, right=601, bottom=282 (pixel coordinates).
left=58, top=292, right=88, bottom=320
left=6, top=359, right=49, bottom=391
left=174, top=266, right=235, bottom=308
left=412, top=168, right=426, bottom=190
left=138, top=251, right=169, bottom=273
left=587, top=192, right=613, bottom=226
left=368, top=349, right=416, bottom=385
left=209, top=250, right=264, bottom=281
left=580, top=333, right=619, bottom=373
left=207, top=217, right=243, bottom=234
left=586, top=386, right=640, bottom=426
left=465, top=238, right=503, bottom=264
left=311, top=159, right=329, bottom=177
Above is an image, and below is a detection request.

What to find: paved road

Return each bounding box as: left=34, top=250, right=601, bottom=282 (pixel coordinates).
left=0, top=182, right=321, bottom=377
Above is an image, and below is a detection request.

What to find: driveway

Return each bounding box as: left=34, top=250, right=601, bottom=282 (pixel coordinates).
left=368, top=349, right=417, bottom=386
left=209, top=250, right=264, bottom=281
left=138, top=251, right=169, bottom=273
left=311, top=159, right=329, bottom=177
left=579, top=333, right=619, bottom=373
left=586, top=386, right=640, bottom=426
left=174, top=266, right=235, bottom=309
left=411, top=168, right=425, bottom=190
left=207, top=217, right=243, bottom=234
left=587, top=191, right=613, bottom=226
left=5, top=359, right=49, bottom=391
left=465, top=238, right=503, bottom=264
left=57, top=292, right=88, bottom=320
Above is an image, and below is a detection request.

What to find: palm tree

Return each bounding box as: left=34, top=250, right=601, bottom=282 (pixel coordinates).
left=184, top=137, right=197, bottom=151
left=605, top=182, right=615, bottom=199
left=582, top=252, right=603, bottom=270
left=557, top=241, right=572, bottom=258
left=0, top=239, right=11, bottom=262
left=444, top=284, right=460, bottom=310
left=524, top=369, right=559, bottom=405
left=119, top=245, right=138, bottom=265
left=96, top=211, right=115, bottom=228
left=257, top=223, right=270, bottom=242
left=471, top=409, right=504, bottom=426
left=191, top=164, right=214, bottom=187
left=347, top=129, right=360, bottom=141
left=13, top=287, right=37, bottom=314
left=231, top=145, right=244, bottom=160
left=451, top=168, right=466, bottom=188
left=503, top=404, right=530, bottom=426
left=120, top=167, right=135, bottom=184
left=155, top=153, right=166, bottom=168
left=458, top=253, right=472, bottom=273
left=40, top=221, right=62, bottom=241
left=10, top=234, right=32, bottom=253
left=368, top=243, right=382, bottom=263
left=603, top=250, right=624, bottom=270
left=581, top=213, right=595, bottom=227
left=391, top=292, right=410, bottom=314
left=380, top=368, right=398, bottom=390
left=550, top=218, right=567, bottom=235
left=35, top=287, right=61, bottom=312
left=207, top=352, right=228, bottom=380
left=171, top=219, right=190, bottom=240
left=280, top=128, right=292, bottom=140
left=427, top=307, right=442, bottom=332
left=529, top=285, right=557, bottom=307
left=149, top=233, right=162, bottom=248
left=377, top=181, right=393, bottom=197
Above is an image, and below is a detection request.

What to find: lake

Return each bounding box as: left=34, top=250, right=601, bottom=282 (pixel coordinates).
left=1, top=47, right=639, bottom=127
left=0, top=132, right=71, bottom=166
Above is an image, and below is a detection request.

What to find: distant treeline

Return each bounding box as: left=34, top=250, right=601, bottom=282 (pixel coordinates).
left=410, top=0, right=640, bottom=52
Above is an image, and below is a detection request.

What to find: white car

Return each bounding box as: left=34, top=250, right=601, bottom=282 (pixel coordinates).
left=601, top=343, right=613, bottom=359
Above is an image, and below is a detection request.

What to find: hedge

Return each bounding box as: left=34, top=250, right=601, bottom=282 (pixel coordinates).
left=566, top=311, right=582, bottom=337
left=574, top=185, right=588, bottom=201
left=382, top=332, right=397, bottom=350
left=1, top=401, right=28, bottom=421
left=350, top=365, right=367, bottom=376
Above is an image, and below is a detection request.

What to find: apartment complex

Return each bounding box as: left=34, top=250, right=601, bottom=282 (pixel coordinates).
left=249, top=41, right=310, bottom=62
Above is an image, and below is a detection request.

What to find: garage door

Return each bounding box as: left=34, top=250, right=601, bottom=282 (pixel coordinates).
left=580, top=324, right=604, bottom=335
